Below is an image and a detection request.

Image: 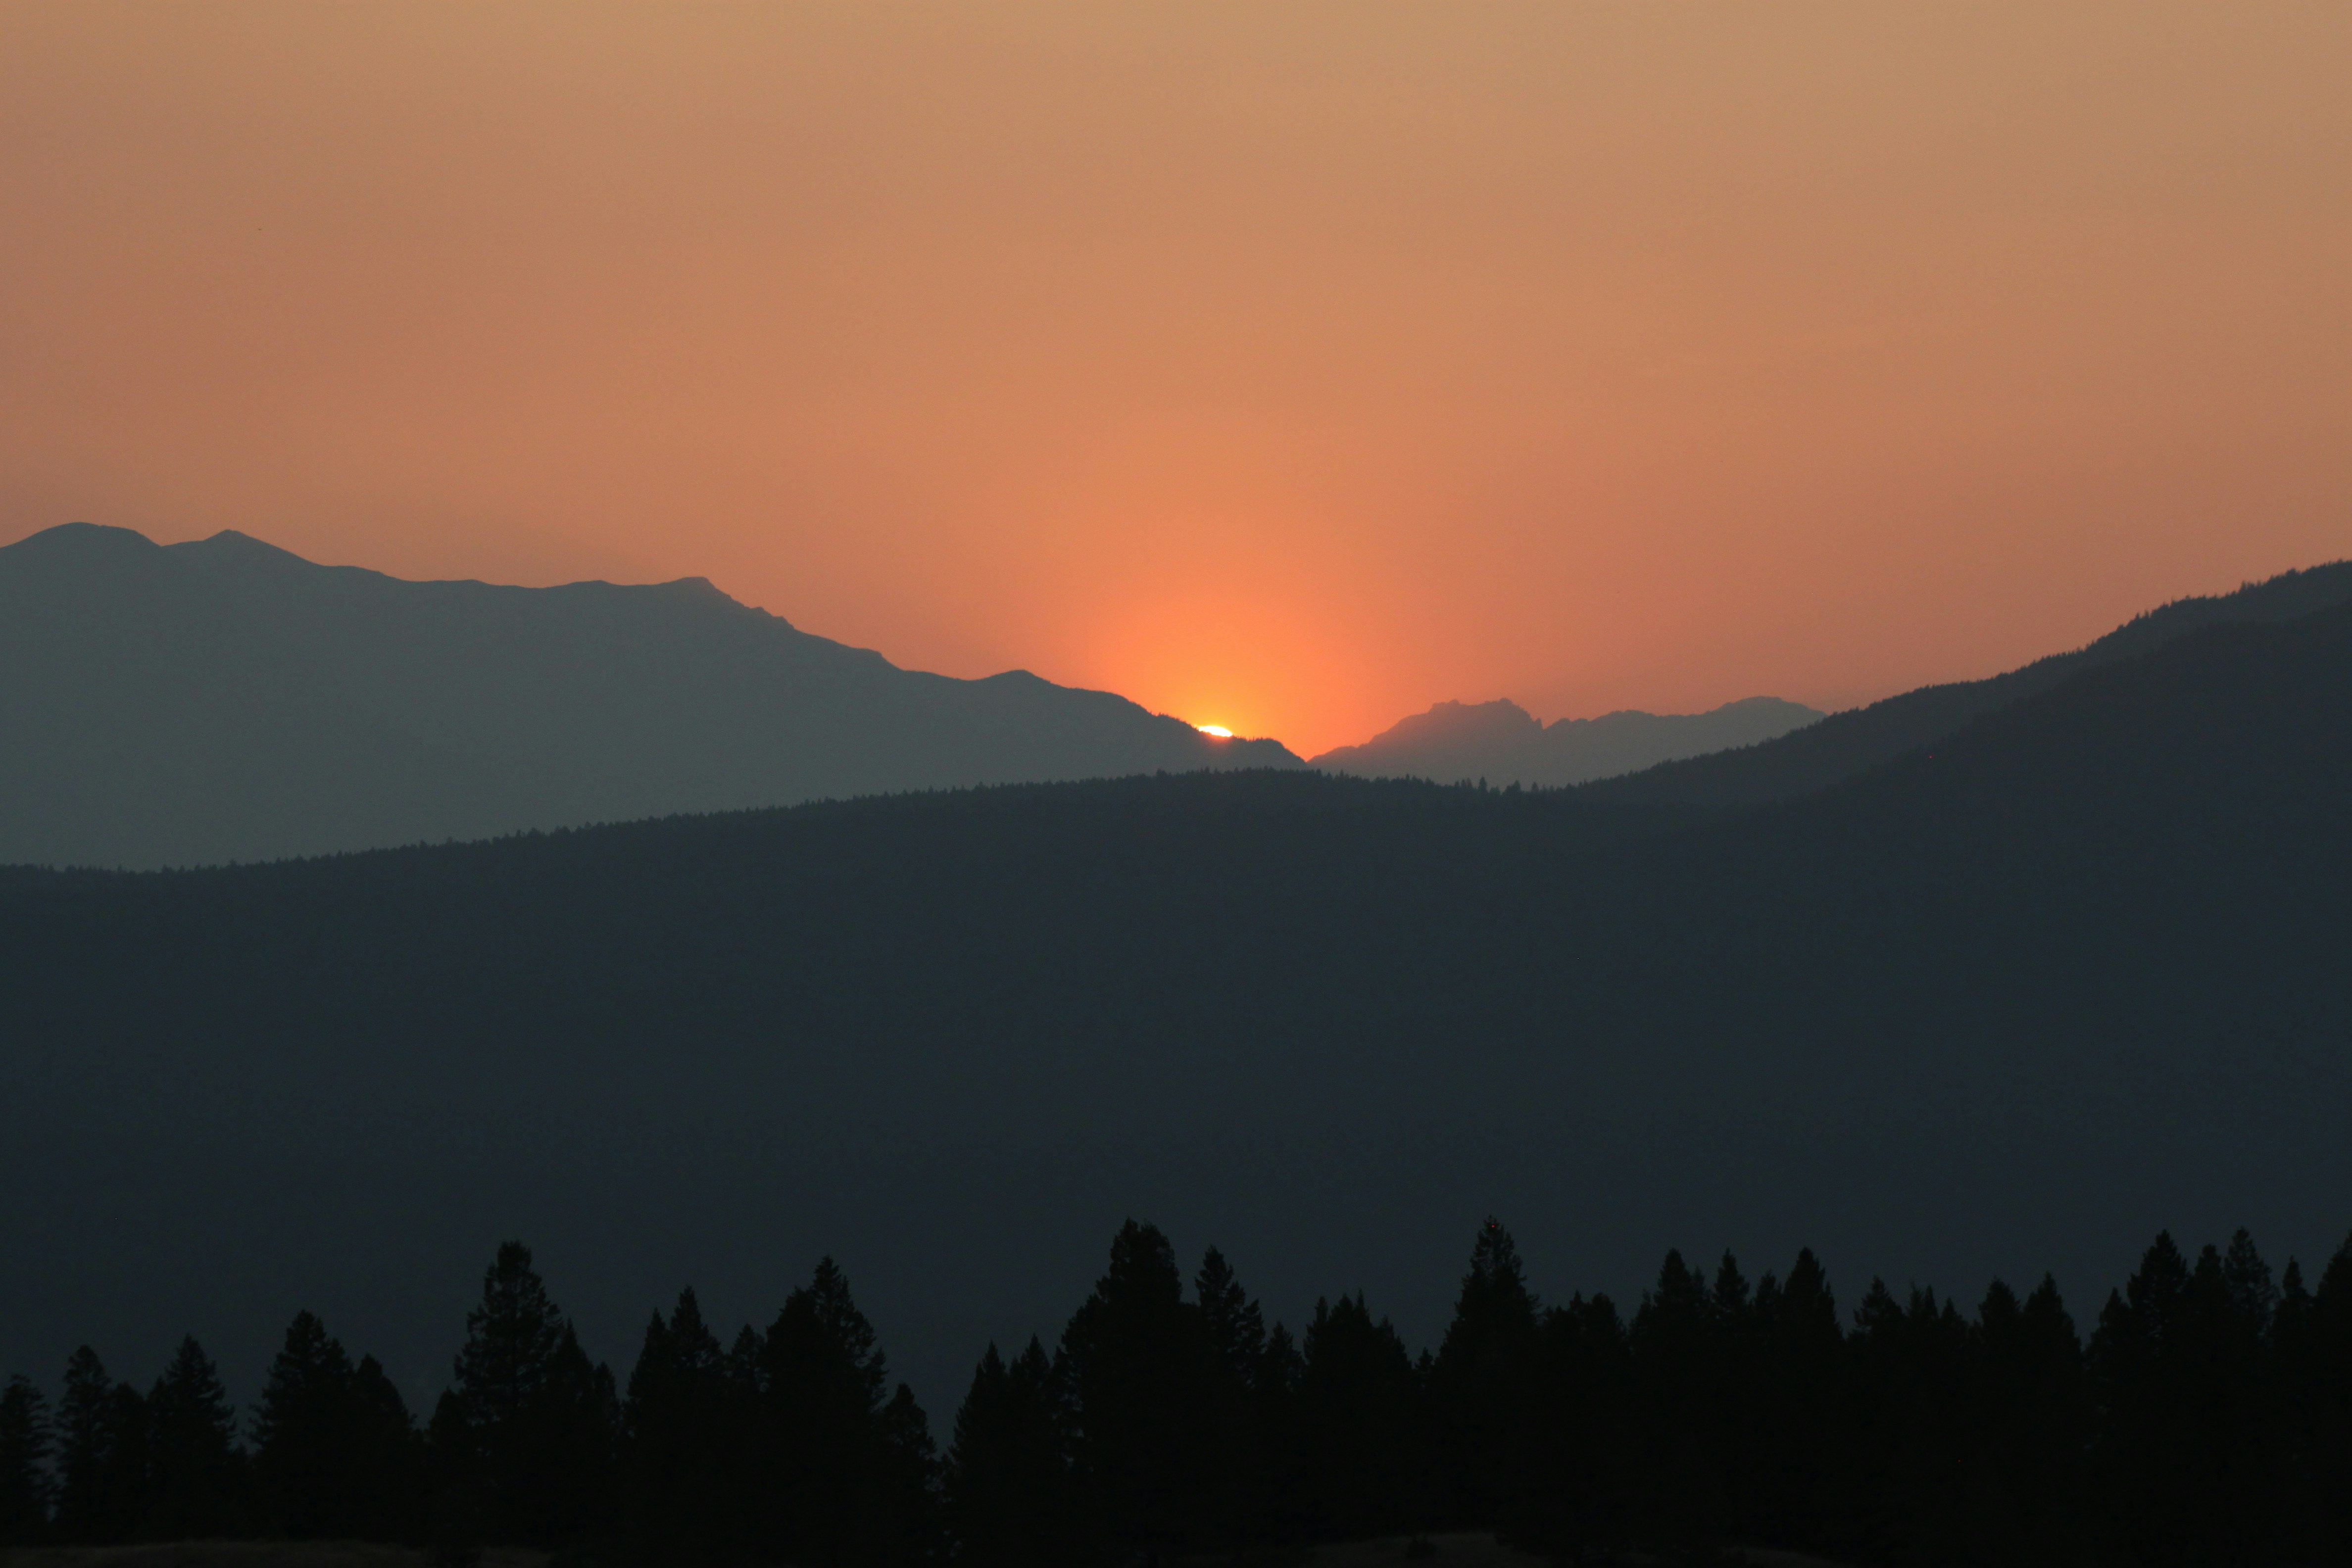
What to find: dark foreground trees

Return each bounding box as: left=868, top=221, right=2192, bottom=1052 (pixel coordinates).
left=6, top=1222, right=2352, bottom=1566
left=252, top=1310, right=422, bottom=1541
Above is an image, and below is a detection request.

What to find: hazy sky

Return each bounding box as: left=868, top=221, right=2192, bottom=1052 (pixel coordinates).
left=4, top=3, right=2346, bottom=755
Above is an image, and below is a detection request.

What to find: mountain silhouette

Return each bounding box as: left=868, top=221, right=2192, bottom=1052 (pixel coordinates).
left=0, top=523, right=1301, bottom=868
left=1581, top=559, right=2352, bottom=808
left=1311, top=694, right=1821, bottom=787
left=3, top=575, right=2346, bottom=1413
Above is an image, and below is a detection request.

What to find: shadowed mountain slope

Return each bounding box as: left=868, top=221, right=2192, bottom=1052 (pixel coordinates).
left=1311, top=694, right=1820, bottom=787
left=0, top=523, right=1300, bottom=869
left=2, top=589, right=2347, bottom=1413
left=1581, top=559, right=2352, bottom=808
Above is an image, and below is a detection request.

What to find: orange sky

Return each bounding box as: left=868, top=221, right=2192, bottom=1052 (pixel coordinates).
left=3, top=3, right=2346, bottom=756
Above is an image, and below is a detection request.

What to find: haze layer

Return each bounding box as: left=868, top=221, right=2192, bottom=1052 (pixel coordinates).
left=2, top=3, right=2346, bottom=752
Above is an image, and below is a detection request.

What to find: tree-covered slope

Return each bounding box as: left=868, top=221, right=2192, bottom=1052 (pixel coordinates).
left=1580, top=559, right=2352, bottom=808
left=0, top=597, right=2346, bottom=1414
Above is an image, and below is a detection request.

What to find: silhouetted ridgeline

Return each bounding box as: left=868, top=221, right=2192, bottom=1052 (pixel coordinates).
left=1582, top=558, right=2352, bottom=808
left=1312, top=694, right=1822, bottom=788
left=0, top=522, right=1301, bottom=869
left=5, top=1220, right=2350, bottom=1566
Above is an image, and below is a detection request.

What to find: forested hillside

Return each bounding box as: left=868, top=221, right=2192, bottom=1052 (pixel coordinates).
left=4, top=595, right=2348, bottom=1452
left=1582, top=559, right=2352, bottom=808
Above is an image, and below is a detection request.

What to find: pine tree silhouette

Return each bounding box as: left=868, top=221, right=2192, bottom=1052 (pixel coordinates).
left=52, top=1346, right=137, bottom=1543
left=438, top=1241, right=615, bottom=1549
left=1297, top=1293, right=1420, bottom=1541
left=253, top=1311, right=350, bottom=1537
left=949, top=1338, right=1077, bottom=1567
left=1058, top=1221, right=1220, bottom=1562
left=1430, top=1219, right=1541, bottom=1528
left=1191, top=1247, right=1266, bottom=1551
left=0, top=1374, right=49, bottom=1543
left=623, top=1287, right=758, bottom=1563
left=145, top=1335, right=244, bottom=1538
left=1251, top=1321, right=1309, bottom=1545
left=758, top=1256, right=939, bottom=1565
left=1970, top=1275, right=2089, bottom=1563
left=2089, top=1231, right=2285, bottom=1565
left=1195, top=1248, right=1266, bottom=1379
left=254, top=1311, right=422, bottom=1541
left=2308, top=1233, right=2352, bottom=1557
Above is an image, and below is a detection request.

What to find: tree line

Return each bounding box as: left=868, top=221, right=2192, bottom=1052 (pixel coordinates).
left=3, top=1221, right=2349, bottom=1567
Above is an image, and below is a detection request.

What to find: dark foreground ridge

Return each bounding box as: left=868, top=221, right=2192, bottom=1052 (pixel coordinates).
left=5, top=1219, right=2349, bottom=1567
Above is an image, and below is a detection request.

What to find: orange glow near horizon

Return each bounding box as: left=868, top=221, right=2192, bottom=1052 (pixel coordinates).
left=2, top=3, right=2347, bottom=757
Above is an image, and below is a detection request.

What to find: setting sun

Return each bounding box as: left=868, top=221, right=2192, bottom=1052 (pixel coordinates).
left=1196, top=725, right=1234, bottom=739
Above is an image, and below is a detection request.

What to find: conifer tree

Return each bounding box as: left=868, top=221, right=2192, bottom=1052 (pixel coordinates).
left=762, top=1257, right=889, bottom=1558
left=623, top=1288, right=757, bottom=1562
left=949, top=1339, right=1077, bottom=1567
left=1971, top=1275, right=2088, bottom=1564
left=1195, top=1248, right=1266, bottom=1380
left=1297, top=1294, right=1420, bottom=1541
left=1840, top=1278, right=1922, bottom=1560
left=1507, top=1290, right=1636, bottom=1562
left=51, top=1347, right=138, bottom=1543
left=0, top=1374, right=49, bottom=1543
left=254, top=1311, right=421, bottom=1541
left=2223, top=1227, right=2280, bottom=1333
left=1430, top=1219, right=1541, bottom=1528
left=1251, top=1322, right=1308, bottom=1544
left=873, top=1382, right=944, bottom=1565
left=1742, top=1250, right=1846, bottom=1553
left=146, top=1335, right=244, bottom=1538
left=1629, top=1249, right=1722, bottom=1545
left=1058, top=1221, right=1220, bottom=1559
left=441, top=1241, right=616, bottom=1548
left=2273, top=1250, right=2316, bottom=1551
left=253, top=1310, right=354, bottom=1536
left=1191, top=1247, right=1267, bottom=1550
left=2088, top=1231, right=2273, bottom=1566
left=348, top=1354, right=425, bottom=1541
left=2305, top=1233, right=2352, bottom=1558
left=759, top=1257, right=938, bottom=1565
left=537, top=1324, right=622, bottom=1544
left=450, top=1243, right=566, bottom=1454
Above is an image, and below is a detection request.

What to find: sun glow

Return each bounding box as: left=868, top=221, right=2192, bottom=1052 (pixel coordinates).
left=1196, top=724, right=1234, bottom=738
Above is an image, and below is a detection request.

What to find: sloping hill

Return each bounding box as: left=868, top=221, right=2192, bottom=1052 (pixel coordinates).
left=1, top=591, right=2346, bottom=1412
left=1581, top=560, right=2352, bottom=808
left=0, top=523, right=1300, bottom=869
left=1312, top=694, right=1820, bottom=787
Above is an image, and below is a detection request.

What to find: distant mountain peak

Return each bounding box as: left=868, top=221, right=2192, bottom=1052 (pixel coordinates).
left=2, top=520, right=162, bottom=561
left=1313, top=693, right=1821, bottom=788
left=1375, top=698, right=1542, bottom=746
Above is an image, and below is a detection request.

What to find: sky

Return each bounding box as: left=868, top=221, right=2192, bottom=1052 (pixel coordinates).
left=2, top=4, right=2346, bottom=757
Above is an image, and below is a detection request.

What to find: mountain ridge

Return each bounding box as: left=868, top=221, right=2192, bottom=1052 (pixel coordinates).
left=0, top=522, right=1302, bottom=869
left=1581, top=558, right=2352, bottom=808
left=1312, top=693, right=1822, bottom=787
